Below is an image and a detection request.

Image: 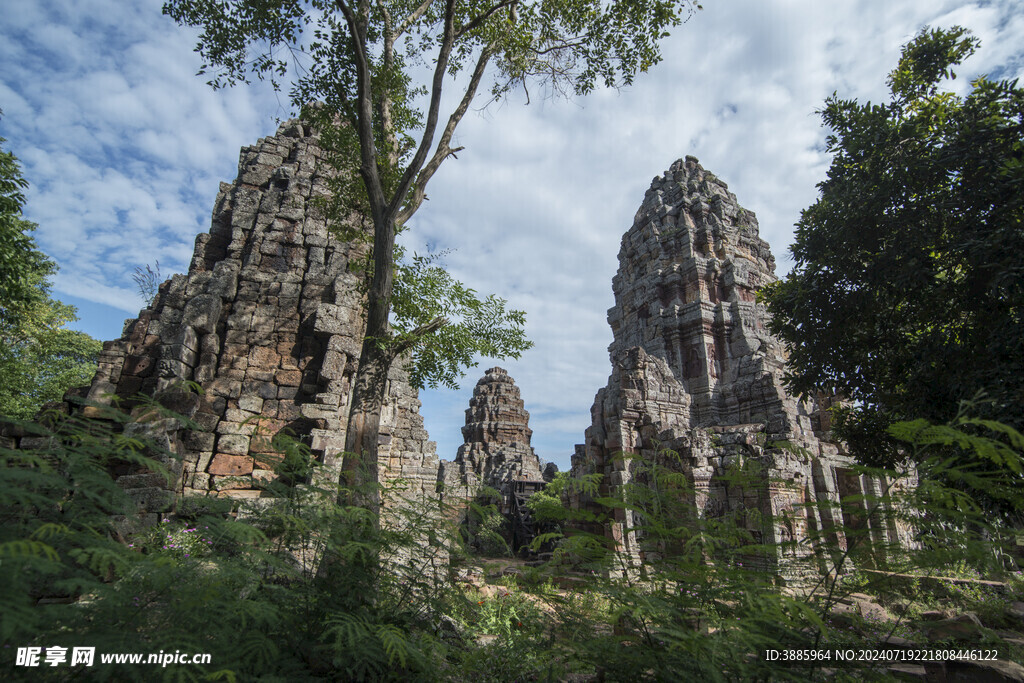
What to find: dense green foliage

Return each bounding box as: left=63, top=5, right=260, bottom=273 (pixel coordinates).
left=0, top=287, right=102, bottom=419
left=762, top=27, right=1024, bottom=465
left=2, top=400, right=462, bottom=681
left=8, top=401, right=1024, bottom=679
left=0, top=112, right=50, bottom=313
left=4, top=395, right=1022, bottom=680
left=0, top=126, right=101, bottom=419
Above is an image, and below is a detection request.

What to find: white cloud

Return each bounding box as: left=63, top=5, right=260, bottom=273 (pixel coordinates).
left=2, top=0, right=1021, bottom=468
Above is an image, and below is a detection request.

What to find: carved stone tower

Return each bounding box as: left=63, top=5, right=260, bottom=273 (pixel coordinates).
left=440, top=367, right=546, bottom=504
left=571, top=157, right=914, bottom=581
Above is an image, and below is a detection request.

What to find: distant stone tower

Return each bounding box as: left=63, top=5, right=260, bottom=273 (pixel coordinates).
left=71, top=118, right=441, bottom=524
left=571, top=157, right=914, bottom=581
left=440, top=367, right=546, bottom=505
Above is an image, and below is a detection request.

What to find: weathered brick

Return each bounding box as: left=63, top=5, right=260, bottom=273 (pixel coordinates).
left=208, top=454, right=253, bottom=476
left=212, top=475, right=254, bottom=491
left=274, top=369, right=302, bottom=386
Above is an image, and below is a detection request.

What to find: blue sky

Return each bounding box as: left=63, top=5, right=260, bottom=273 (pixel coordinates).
left=3, top=0, right=1023, bottom=470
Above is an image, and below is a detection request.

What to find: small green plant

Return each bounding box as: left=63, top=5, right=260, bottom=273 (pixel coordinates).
left=455, top=583, right=560, bottom=682
left=463, top=488, right=511, bottom=557
left=134, top=518, right=216, bottom=561
left=470, top=587, right=539, bottom=641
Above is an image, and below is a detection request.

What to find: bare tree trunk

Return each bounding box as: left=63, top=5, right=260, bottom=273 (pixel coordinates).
left=342, top=337, right=391, bottom=509
left=334, top=0, right=458, bottom=506
left=341, top=207, right=398, bottom=509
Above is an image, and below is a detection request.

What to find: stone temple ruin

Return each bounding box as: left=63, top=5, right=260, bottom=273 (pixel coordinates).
left=2, top=120, right=912, bottom=581
left=75, top=119, right=443, bottom=523
left=440, top=367, right=548, bottom=498
left=568, top=156, right=915, bottom=581
left=439, top=367, right=554, bottom=549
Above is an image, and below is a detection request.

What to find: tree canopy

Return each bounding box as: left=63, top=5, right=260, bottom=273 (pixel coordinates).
left=0, top=279, right=102, bottom=420
left=762, top=27, right=1024, bottom=465
left=0, top=113, right=53, bottom=315
left=0, top=123, right=101, bottom=419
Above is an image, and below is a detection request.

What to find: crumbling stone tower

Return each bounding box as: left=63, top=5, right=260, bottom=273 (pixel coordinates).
left=439, top=367, right=546, bottom=501
left=438, top=367, right=549, bottom=551
left=80, top=118, right=441, bottom=521
left=571, top=157, right=914, bottom=581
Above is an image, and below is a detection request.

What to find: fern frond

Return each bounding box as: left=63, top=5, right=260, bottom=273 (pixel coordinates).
left=0, top=539, right=59, bottom=561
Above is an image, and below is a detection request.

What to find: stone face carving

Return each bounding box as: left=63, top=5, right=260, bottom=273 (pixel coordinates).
left=439, top=367, right=546, bottom=504
left=77, top=119, right=441, bottom=522
left=570, top=157, right=914, bottom=581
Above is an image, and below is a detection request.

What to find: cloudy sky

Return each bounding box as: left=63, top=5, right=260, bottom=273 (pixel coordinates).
left=2, top=1, right=1022, bottom=470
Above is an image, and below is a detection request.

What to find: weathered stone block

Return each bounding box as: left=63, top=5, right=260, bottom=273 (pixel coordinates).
left=275, top=369, right=302, bottom=386
left=311, top=430, right=347, bottom=452
left=160, top=342, right=199, bottom=368
left=238, top=395, right=264, bottom=413
left=207, top=378, right=242, bottom=399
left=277, top=385, right=299, bottom=400
left=313, top=303, right=352, bottom=335
left=122, top=354, right=155, bottom=377
left=246, top=369, right=275, bottom=383
left=224, top=408, right=256, bottom=424
left=156, top=358, right=189, bottom=379
left=212, top=475, right=254, bottom=491
left=168, top=325, right=199, bottom=352
left=208, top=454, right=254, bottom=476
left=216, top=420, right=256, bottom=436
left=217, top=434, right=251, bottom=455
left=182, top=294, right=222, bottom=334
left=276, top=401, right=302, bottom=420
left=193, top=411, right=220, bottom=431
left=248, top=345, right=280, bottom=370
left=252, top=469, right=277, bottom=483
left=155, top=390, right=201, bottom=418
left=126, top=487, right=175, bottom=513
left=241, top=380, right=278, bottom=400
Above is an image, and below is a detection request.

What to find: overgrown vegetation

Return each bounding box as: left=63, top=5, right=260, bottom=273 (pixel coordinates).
left=3, top=392, right=1023, bottom=680
left=2, top=397, right=463, bottom=681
